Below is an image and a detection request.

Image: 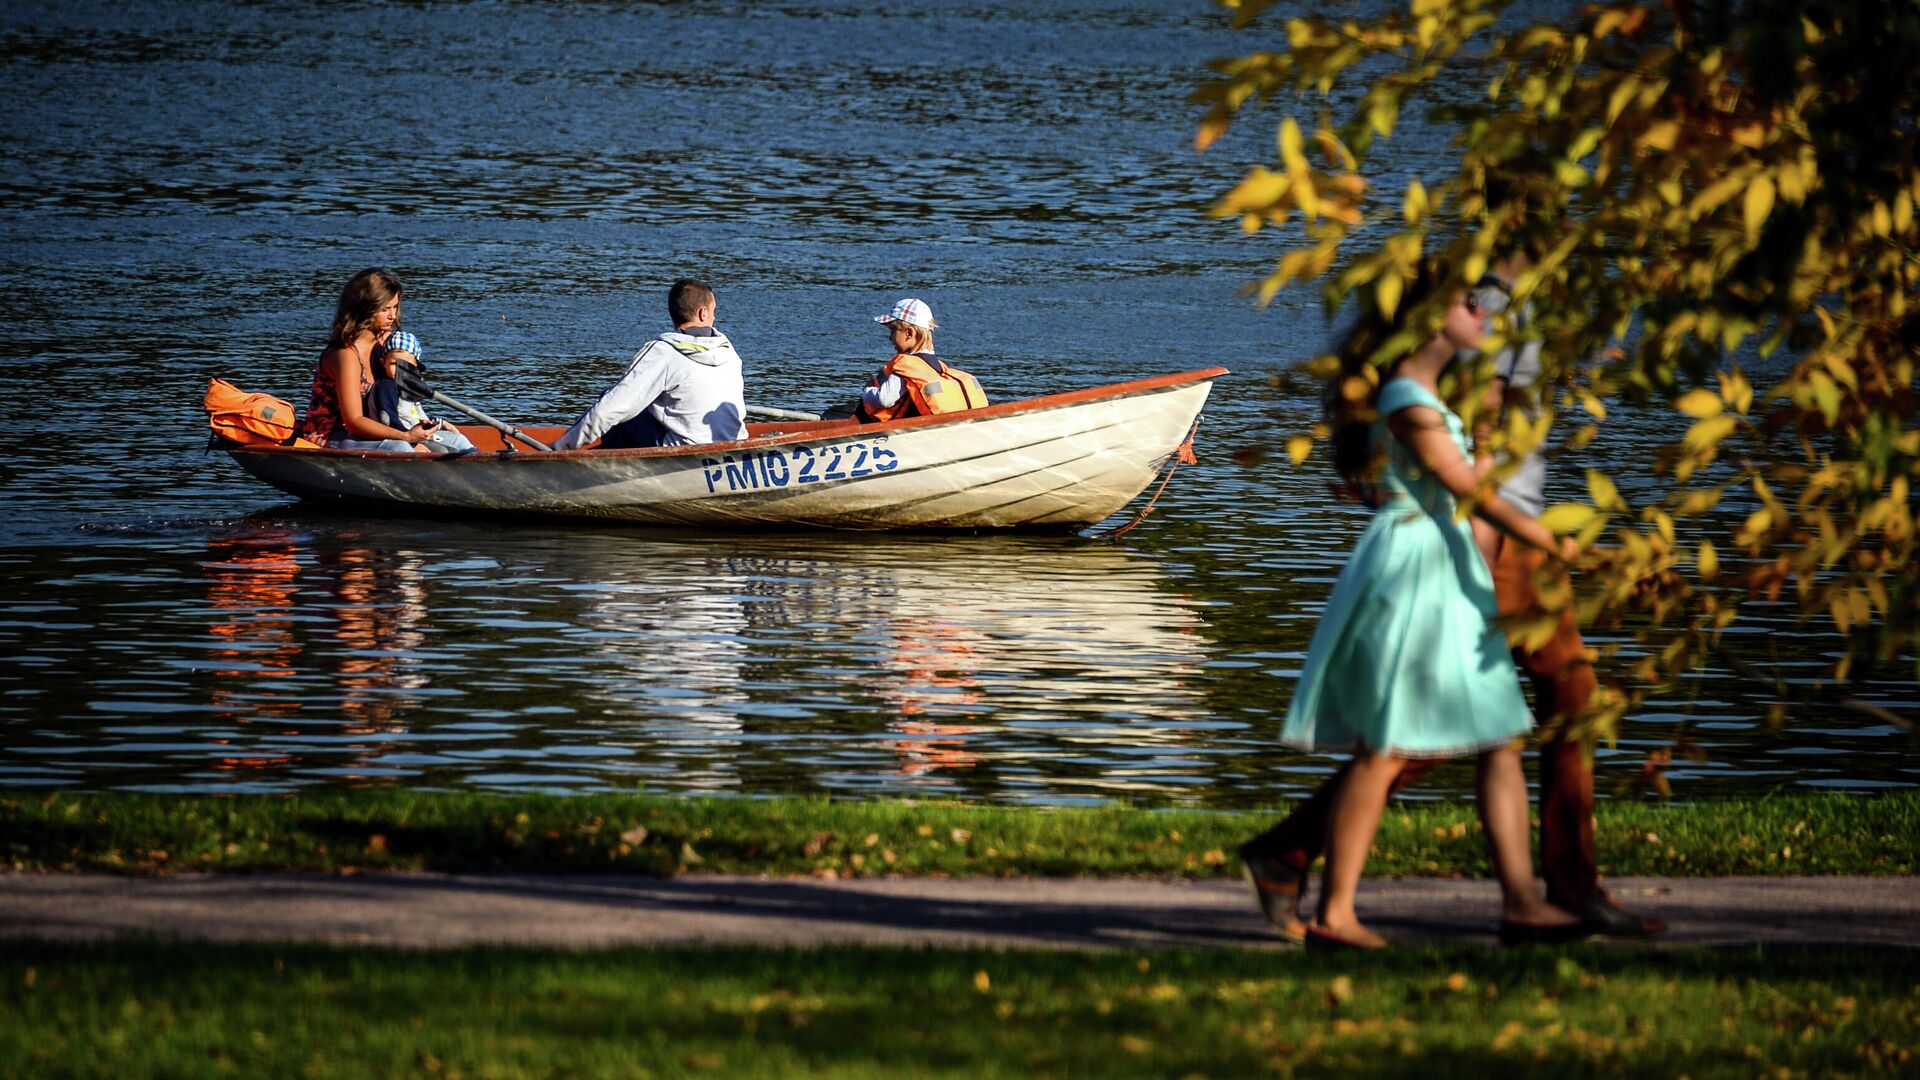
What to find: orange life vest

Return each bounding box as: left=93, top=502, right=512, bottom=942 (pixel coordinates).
left=205, top=378, right=302, bottom=446
left=859, top=353, right=987, bottom=422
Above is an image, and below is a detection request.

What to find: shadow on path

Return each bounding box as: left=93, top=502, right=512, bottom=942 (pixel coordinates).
left=1, top=872, right=1914, bottom=950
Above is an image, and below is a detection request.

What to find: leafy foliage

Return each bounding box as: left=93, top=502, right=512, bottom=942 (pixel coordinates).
left=1196, top=0, right=1919, bottom=728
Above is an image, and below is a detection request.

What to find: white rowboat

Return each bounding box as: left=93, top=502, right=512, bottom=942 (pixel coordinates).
left=221, top=367, right=1227, bottom=531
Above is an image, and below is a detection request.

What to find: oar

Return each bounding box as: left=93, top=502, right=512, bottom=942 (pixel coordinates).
left=393, top=365, right=554, bottom=452
left=745, top=405, right=823, bottom=421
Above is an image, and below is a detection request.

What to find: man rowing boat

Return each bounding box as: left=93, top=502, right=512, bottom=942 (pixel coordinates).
left=552, top=278, right=748, bottom=450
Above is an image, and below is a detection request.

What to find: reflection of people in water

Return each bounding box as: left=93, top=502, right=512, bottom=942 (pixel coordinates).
left=315, top=533, right=429, bottom=734
left=882, top=619, right=984, bottom=780
left=201, top=528, right=434, bottom=784
left=203, top=531, right=304, bottom=776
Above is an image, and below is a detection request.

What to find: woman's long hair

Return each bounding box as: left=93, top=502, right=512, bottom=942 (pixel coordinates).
left=1323, top=259, right=1451, bottom=490
left=328, top=267, right=404, bottom=349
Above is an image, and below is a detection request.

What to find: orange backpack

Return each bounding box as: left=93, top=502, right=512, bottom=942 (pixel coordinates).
left=204, top=378, right=300, bottom=446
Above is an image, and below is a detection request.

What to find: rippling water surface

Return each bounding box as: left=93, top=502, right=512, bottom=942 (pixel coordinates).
left=2, top=0, right=1911, bottom=803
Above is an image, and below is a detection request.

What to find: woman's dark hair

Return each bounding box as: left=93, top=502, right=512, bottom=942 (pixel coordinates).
left=1323, top=259, right=1452, bottom=486
left=329, top=267, right=404, bottom=349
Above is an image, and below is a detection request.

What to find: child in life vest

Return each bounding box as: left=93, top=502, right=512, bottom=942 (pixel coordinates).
left=855, top=298, right=987, bottom=422
left=367, top=332, right=477, bottom=453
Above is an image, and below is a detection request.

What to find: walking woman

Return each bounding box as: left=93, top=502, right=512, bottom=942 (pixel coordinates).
left=1283, top=261, right=1585, bottom=949
left=299, top=267, right=439, bottom=452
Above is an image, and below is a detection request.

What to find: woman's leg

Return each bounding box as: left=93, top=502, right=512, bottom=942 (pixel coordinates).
left=327, top=436, right=416, bottom=453
left=1475, top=742, right=1577, bottom=924
left=1315, top=750, right=1407, bottom=945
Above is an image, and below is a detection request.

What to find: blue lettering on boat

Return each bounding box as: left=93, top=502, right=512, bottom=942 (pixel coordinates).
left=764, top=450, right=791, bottom=486
left=703, top=440, right=898, bottom=494
left=725, top=458, right=754, bottom=490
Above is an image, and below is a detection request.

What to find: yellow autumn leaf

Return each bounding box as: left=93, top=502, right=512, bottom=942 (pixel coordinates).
left=1586, top=469, right=1624, bottom=511
left=1605, top=77, right=1639, bottom=125
left=1743, top=175, right=1776, bottom=244
left=1367, top=94, right=1397, bottom=137
left=1540, top=504, right=1598, bottom=534
left=1683, top=414, right=1737, bottom=452
left=1315, top=127, right=1357, bottom=171
left=1675, top=487, right=1723, bottom=515
left=1214, top=168, right=1290, bottom=216
left=1698, top=540, right=1719, bottom=580
left=1808, top=371, right=1841, bottom=423
left=1646, top=508, right=1675, bottom=545
left=1690, top=172, right=1748, bottom=218
left=1292, top=169, right=1320, bottom=217
left=1718, top=367, right=1753, bottom=414
left=1404, top=178, right=1428, bottom=224
left=1195, top=111, right=1230, bottom=153
left=1513, top=614, right=1560, bottom=652
left=1285, top=434, right=1313, bottom=466
left=1376, top=271, right=1404, bottom=319
left=1279, top=116, right=1308, bottom=172
left=1674, top=389, right=1723, bottom=418
left=1637, top=120, right=1679, bottom=152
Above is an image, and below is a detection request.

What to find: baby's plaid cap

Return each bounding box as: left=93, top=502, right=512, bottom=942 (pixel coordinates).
left=384, top=330, right=423, bottom=359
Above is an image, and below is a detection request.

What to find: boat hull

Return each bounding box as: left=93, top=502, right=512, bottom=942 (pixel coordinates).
left=225, top=369, right=1224, bottom=530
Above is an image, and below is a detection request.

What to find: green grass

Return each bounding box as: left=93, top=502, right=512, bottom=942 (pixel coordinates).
left=4, top=791, right=1914, bottom=878
left=2, top=940, right=1915, bottom=1078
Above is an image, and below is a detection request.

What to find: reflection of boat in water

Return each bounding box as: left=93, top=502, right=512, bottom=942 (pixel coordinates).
left=199, top=527, right=437, bottom=786
left=180, top=521, right=1218, bottom=799
left=219, top=369, right=1224, bottom=530
left=539, top=533, right=1212, bottom=795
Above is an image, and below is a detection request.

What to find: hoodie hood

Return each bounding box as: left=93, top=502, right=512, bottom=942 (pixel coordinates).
left=659, top=329, right=740, bottom=367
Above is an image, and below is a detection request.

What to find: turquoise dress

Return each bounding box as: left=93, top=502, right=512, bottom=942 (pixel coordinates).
left=1280, top=379, right=1531, bottom=757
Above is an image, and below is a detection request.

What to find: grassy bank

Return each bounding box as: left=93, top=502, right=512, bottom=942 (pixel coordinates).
left=4, top=791, right=1913, bottom=878
left=4, top=940, right=1915, bottom=1077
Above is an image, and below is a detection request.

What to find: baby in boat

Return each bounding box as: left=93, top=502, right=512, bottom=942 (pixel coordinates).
left=368, top=332, right=477, bottom=453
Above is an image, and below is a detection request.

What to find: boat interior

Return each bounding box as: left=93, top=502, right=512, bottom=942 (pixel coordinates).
left=444, top=418, right=865, bottom=454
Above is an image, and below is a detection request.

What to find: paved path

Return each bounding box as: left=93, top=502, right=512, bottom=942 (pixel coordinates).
left=3, top=873, right=1914, bottom=951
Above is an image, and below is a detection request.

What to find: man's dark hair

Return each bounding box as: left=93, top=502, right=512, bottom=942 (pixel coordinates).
left=668, top=278, right=715, bottom=325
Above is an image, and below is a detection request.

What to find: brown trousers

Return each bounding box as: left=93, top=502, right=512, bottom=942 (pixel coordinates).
left=1243, top=543, right=1602, bottom=906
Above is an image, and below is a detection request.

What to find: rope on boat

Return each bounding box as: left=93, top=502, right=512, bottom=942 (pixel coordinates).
left=1090, top=416, right=1201, bottom=541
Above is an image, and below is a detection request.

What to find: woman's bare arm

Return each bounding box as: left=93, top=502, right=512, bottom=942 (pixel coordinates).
left=328, top=348, right=420, bottom=444
left=1388, top=404, right=1576, bottom=560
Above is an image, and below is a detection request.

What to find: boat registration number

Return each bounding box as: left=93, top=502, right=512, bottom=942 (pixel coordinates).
left=701, top=440, right=899, bottom=494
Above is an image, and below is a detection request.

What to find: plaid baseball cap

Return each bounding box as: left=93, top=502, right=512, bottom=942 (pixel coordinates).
left=383, top=330, right=423, bottom=359
left=873, top=297, right=937, bottom=331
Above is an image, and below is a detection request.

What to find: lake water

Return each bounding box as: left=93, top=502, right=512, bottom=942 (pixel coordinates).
left=1, top=0, right=1911, bottom=804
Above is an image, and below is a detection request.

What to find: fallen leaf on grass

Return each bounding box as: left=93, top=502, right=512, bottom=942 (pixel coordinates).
left=1328, top=976, right=1354, bottom=1005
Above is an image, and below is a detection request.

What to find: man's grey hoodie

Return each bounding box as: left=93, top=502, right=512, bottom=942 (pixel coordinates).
left=554, top=326, right=747, bottom=450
